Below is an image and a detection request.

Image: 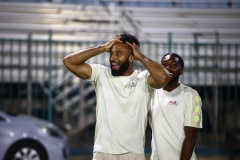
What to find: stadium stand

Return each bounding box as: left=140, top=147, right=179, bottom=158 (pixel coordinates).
left=0, top=1, right=240, bottom=42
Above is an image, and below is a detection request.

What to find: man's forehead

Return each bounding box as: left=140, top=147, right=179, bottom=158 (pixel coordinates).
left=163, top=54, right=180, bottom=62
left=112, top=42, right=131, bottom=51
left=113, top=42, right=127, bottom=48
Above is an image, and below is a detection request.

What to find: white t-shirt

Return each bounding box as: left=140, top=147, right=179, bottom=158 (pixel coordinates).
left=87, top=64, right=153, bottom=154
left=150, top=84, right=202, bottom=160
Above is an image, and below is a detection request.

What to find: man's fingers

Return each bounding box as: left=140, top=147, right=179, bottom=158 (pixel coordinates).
left=105, top=38, right=122, bottom=48
left=113, top=37, right=122, bottom=42
left=126, top=41, right=134, bottom=46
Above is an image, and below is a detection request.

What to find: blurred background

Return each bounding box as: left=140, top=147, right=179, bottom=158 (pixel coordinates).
left=0, top=0, right=240, bottom=160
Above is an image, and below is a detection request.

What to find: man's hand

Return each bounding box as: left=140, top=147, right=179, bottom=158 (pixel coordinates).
left=126, top=41, right=169, bottom=89
left=101, top=37, right=122, bottom=53
left=63, top=36, right=123, bottom=80
left=126, top=41, right=143, bottom=61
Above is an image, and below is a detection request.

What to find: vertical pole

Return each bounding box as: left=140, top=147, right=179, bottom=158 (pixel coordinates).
left=79, top=80, right=85, bottom=131
left=168, top=32, right=172, bottom=53
left=27, top=32, right=32, bottom=115
left=234, top=45, right=238, bottom=127
left=10, top=40, right=13, bottom=109
left=18, top=40, right=22, bottom=113
left=48, top=30, right=53, bottom=122
left=193, top=33, right=200, bottom=83
left=214, top=32, right=219, bottom=137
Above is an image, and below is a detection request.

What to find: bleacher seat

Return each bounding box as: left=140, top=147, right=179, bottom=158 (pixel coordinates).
left=0, top=1, right=240, bottom=43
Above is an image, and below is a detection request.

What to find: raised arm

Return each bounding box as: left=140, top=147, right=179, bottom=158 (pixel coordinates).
left=126, top=42, right=170, bottom=89
left=63, top=38, right=121, bottom=79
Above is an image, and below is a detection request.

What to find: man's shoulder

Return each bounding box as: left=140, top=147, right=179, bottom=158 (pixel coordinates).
left=135, top=69, right=149, bottom=77
left=180, top=84, right=200, bottom=97
left=90, top=64, right=111, bottom=73
left=88, top=64, right=111, bottom=81
left=90, top=63, right=108, bottom=69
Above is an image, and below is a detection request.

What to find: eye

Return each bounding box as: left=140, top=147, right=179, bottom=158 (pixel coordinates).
left=117, top=51, right=122, bottom=56
left=162, top=63, right=167, bottom=67
left=162, top=62, right=178, bottom=68
left=170, top=63, right=178, bottom=67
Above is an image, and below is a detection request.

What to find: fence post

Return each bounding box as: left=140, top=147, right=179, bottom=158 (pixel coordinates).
left=48, top=30, right=53, bottom=122
left=27, top=32, right=32, bottom=115
left=214, top=32, right=219, bottom=137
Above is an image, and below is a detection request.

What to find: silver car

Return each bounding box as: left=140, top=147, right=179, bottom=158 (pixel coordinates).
left=0, top=110, right=69, bottom=160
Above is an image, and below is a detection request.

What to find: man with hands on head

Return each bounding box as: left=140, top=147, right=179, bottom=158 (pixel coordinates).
left=63, top=33, right=169, bottom=160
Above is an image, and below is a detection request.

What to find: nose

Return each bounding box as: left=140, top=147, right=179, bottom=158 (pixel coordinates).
left=110, top=53, right=117, bottom=61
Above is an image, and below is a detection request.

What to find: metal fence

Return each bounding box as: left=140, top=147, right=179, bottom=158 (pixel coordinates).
left=0, top=33, right=239, bottom=155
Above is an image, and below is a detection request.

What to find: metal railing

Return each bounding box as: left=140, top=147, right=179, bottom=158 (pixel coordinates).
left=0, top=33, right=239, bottom=155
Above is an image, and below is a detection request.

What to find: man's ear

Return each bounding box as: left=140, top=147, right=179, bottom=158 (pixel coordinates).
left=129, top=54, right=134, bottom=62
left=180, top=68, right=184, bottom=75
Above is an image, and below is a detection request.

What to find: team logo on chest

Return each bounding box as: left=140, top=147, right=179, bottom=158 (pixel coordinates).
left=168, top=100, right=178, bottom=105
left=125, top=81, right=137, bottom=88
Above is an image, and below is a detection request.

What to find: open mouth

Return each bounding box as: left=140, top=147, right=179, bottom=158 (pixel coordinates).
left=111, top=62, right=120, bottom=70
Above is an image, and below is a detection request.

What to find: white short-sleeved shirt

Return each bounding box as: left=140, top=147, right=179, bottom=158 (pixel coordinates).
left=87, top=64, right=153, bottom=154
left=150, top=84, right=202, bottom=160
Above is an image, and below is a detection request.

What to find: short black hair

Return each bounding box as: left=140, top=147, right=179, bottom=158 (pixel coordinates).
left=116, top=33, right=140, bottom=47
left=161, top=53, right=184, bottom=68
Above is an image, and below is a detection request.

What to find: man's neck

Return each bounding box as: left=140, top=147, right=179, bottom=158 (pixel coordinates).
left=163, top=82, right=180, bottom=92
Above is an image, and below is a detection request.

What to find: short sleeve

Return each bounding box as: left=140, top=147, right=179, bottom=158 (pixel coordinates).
left=139, top=70, right=154, bottom=92
left=86, top=64, right=104, bottom=85
left=184, top=89, right=202, bottom=128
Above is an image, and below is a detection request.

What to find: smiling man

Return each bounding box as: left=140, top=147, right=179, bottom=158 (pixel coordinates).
left=63, top=33, right=169, bottom=160
left=150, top=53, right=203, bottom=160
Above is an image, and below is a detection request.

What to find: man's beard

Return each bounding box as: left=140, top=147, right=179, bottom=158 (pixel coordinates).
left=111, top=60, right=130, bottom=76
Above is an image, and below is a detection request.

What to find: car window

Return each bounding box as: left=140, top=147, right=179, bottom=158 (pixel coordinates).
left=0, top=115, right=6, bottom=122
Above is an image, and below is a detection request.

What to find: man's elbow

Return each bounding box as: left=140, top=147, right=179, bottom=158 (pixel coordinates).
left=63, top=56, right=71, bottom=68
left=156, top=74, right=170, bottom=89
left=163, top=73, right=170, bottom=84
